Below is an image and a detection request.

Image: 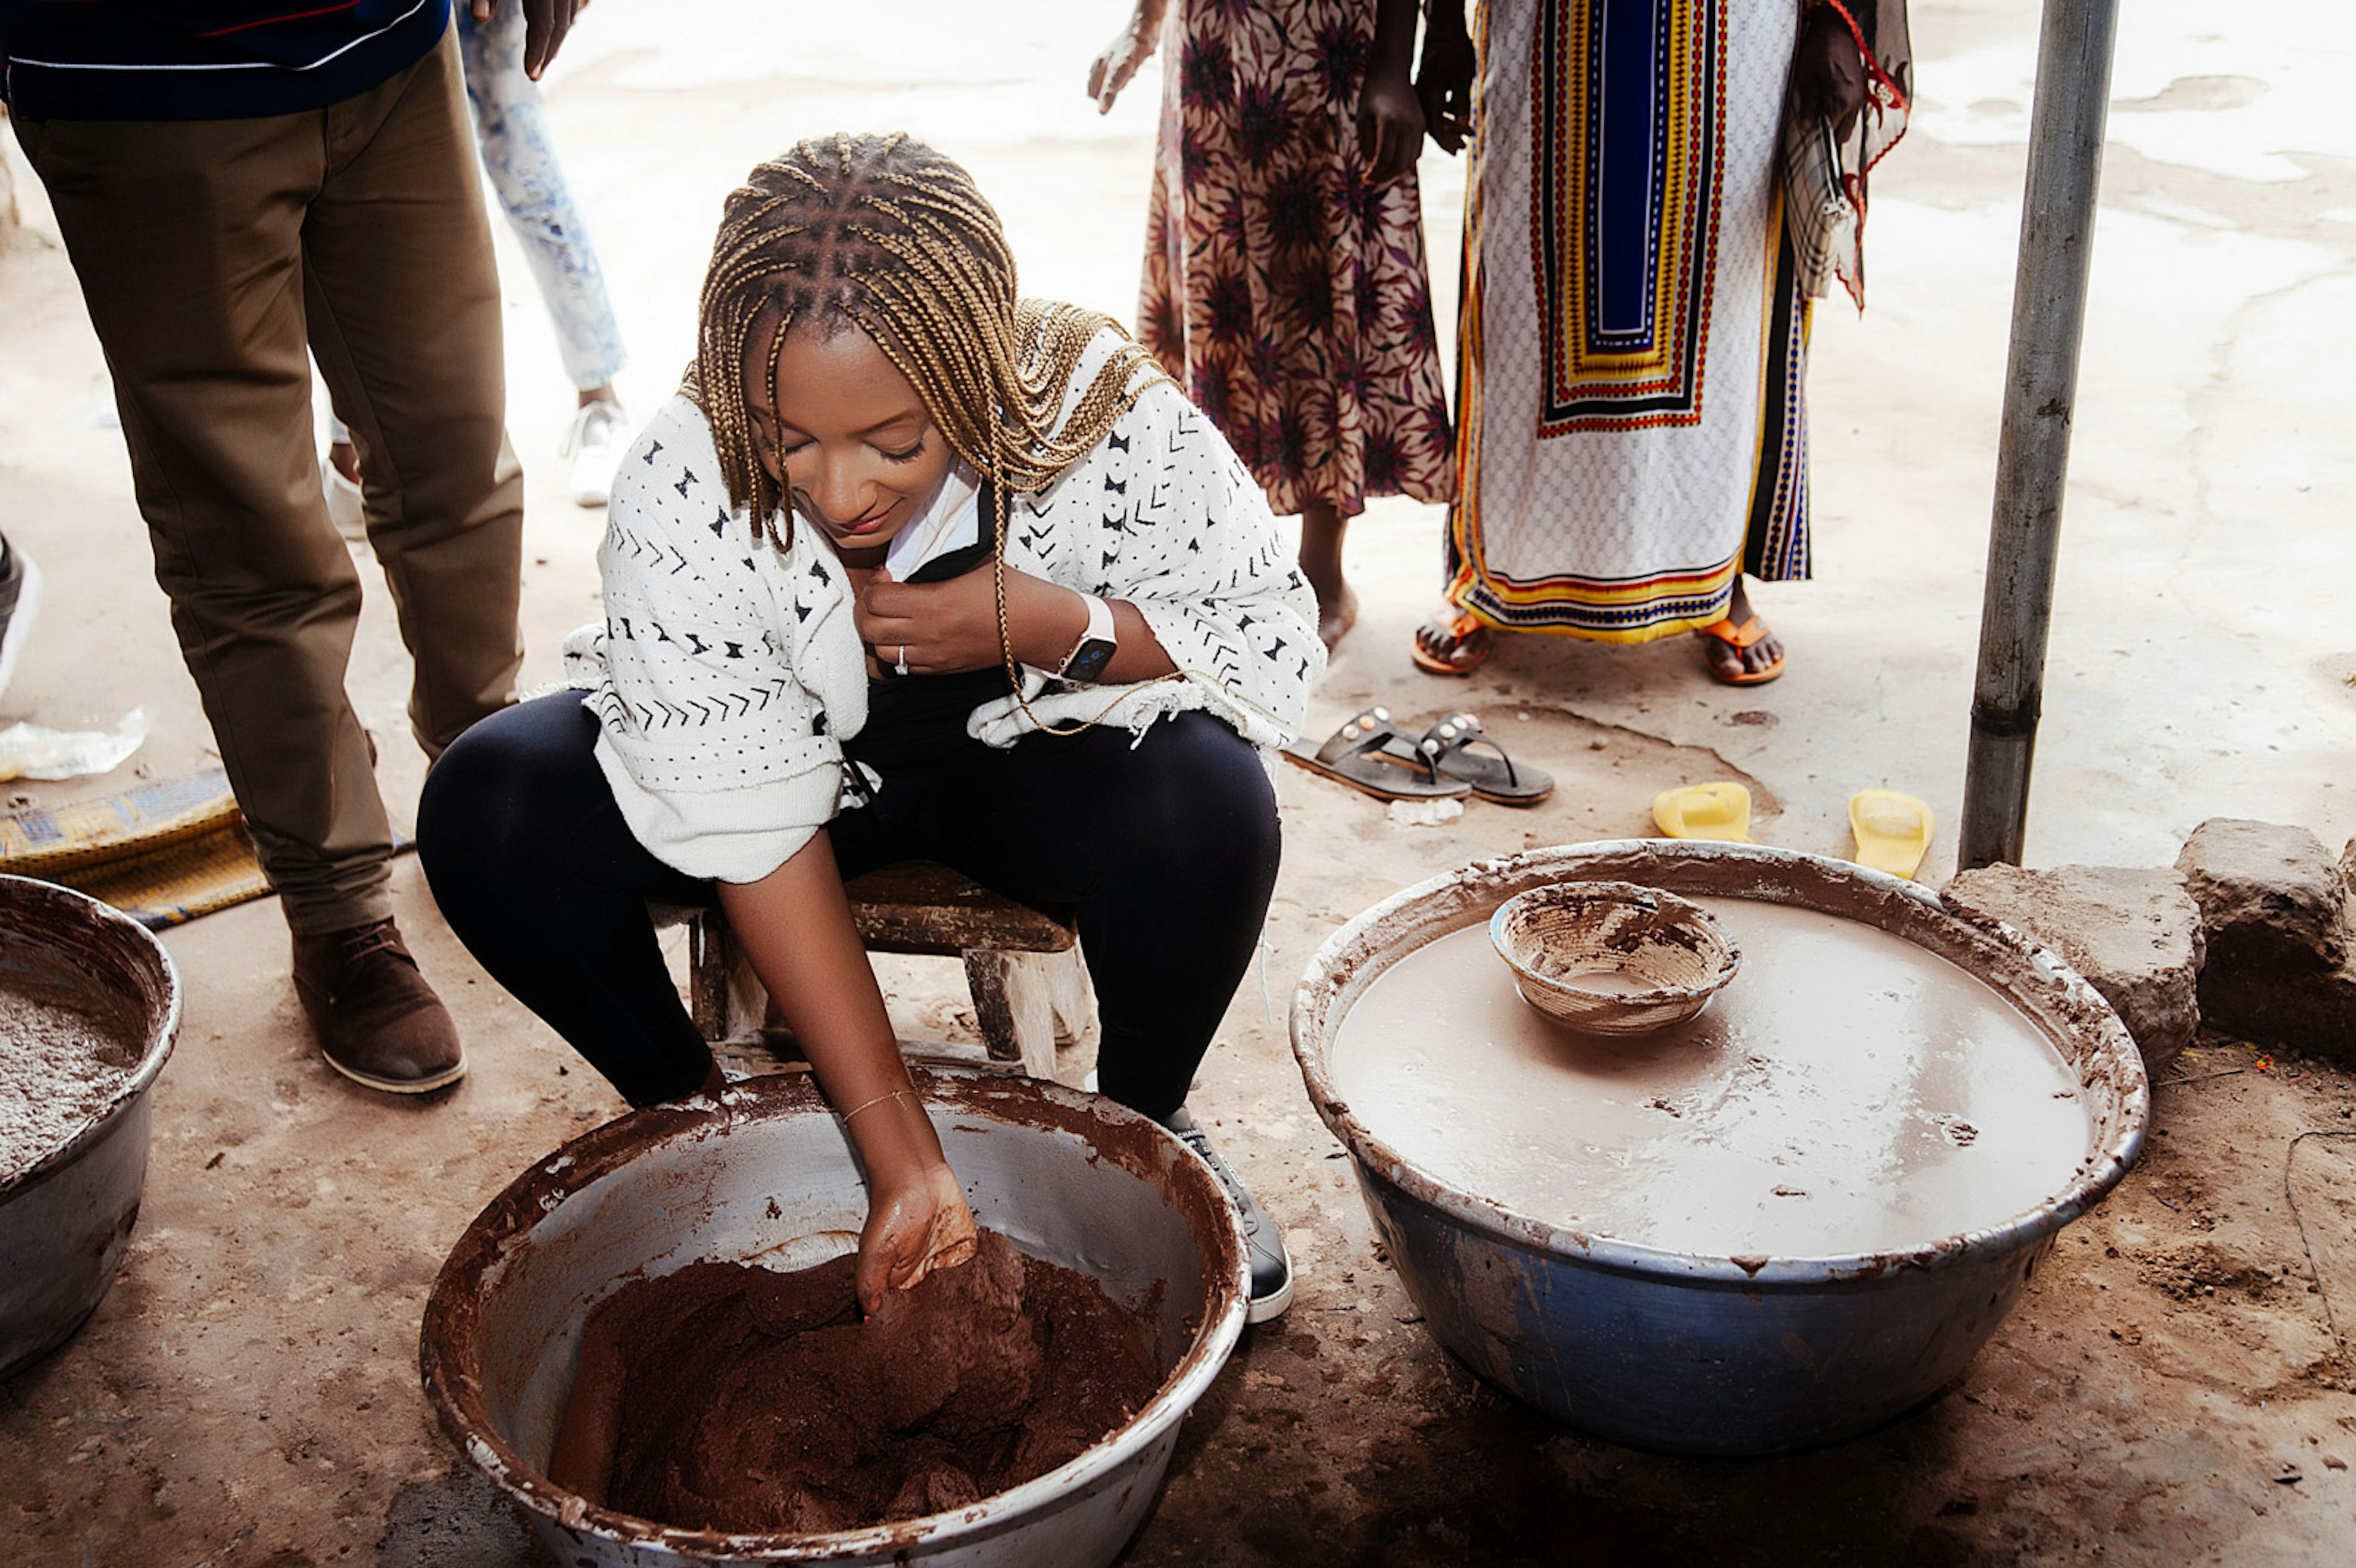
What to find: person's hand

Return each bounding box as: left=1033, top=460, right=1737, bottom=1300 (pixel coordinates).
left=1415, top=2, right=1476, bottom=155
left=1358, top=66, right=1427, bottom=185
left=854, top=566, right=1004, bottom=676
left=1087, top=0, right=1169, bottom=115
left=857, top=1159, right=978, bottom=1314
left=1790, top=6, right=1868, bottom=139
left=856, top=565, right=1088, bottom=676
left=475, top=0, right=588, bottom=82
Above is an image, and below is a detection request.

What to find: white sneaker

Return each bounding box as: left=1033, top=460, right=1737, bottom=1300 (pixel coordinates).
left=0, top=539, right=42, bottom=702
left=321, top=455, right=366, bottom=541
left=561, top=401, right=629, bottom=508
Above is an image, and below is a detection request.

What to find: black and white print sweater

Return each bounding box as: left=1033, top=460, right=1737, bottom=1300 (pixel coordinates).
left=564, top=328, right=1323, bottom=883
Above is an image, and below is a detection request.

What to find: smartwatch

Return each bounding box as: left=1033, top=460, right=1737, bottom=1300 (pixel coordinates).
left=1055, top=593, right=1118, bottom=685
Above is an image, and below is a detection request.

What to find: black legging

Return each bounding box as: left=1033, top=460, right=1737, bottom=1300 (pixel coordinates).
left=417, top=693, right=1280, bottom=1120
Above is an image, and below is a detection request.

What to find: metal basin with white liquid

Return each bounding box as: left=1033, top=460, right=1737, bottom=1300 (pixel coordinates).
left=1292, top=841, right=2149, bottom=1455
left=420, top=1069, right=1247, bottom=1567
left=0, top=875, right=182, bottom=1378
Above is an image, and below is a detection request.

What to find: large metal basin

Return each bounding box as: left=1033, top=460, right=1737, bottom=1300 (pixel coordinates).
left=421, top=1069, right=1248, bottom=1566
left=1292, top=841, right=2148, bottom=1455
left=0, top=875, right=182, bottom=1378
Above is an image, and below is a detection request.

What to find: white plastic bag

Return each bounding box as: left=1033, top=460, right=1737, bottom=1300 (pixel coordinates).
left=0, top=707, right=152, bottom=782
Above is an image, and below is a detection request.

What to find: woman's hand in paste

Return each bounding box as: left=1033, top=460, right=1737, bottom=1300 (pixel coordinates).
left=709, top=845, right=974, bottom=1316
left=858, top=1159, right=979, bottom=1315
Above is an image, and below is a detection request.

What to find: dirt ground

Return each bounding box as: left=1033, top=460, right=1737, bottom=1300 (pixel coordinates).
left=8, top=2, right=2356, bottom=1564
left=12, top=822, right=2356, bottom=1568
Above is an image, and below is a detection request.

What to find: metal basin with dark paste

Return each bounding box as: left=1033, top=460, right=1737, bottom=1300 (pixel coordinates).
left=1292, top=840, right=2149, bottom=1456
left=0, top=875, right=182, bottom=1379
left=421, top=1069, right=1248, bottom=1568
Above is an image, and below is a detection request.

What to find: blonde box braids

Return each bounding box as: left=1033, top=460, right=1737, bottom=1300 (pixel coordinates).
left=690, top=133, right=1177, bottom=732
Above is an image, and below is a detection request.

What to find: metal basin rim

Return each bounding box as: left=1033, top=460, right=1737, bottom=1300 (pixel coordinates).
left=1290, top=840, right=2151, bottom=1289
left=419, top=1069, right=1250, bottom=1562
left=0, top=875, right=183, bottom=1203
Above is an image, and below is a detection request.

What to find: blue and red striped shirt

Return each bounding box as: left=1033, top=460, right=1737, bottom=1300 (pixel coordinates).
left=0, top=1, right=450, bottom=120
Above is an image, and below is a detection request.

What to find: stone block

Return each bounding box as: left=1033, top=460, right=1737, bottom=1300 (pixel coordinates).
left=2160, top=820, right=2356, bottom=1069
left=2174, top=818, right=2347, bottom=974
left=1942, top=864, right=2204, bottom=1074
left=2192, top=964, right=2356, bottom=1070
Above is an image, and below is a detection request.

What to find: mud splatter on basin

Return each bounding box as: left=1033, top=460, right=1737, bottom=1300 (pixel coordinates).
left=1291, top=841, right=2148, bottom=1455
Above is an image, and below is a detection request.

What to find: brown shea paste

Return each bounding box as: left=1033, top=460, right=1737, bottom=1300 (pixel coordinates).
left=549, top=1229, right=1163, bottom=1534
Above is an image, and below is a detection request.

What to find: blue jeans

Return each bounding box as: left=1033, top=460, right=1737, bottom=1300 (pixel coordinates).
left=456, top=1, right=625, bottom=391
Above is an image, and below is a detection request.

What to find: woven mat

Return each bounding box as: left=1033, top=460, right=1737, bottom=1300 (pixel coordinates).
left=0, top=770, right=273, bottom=929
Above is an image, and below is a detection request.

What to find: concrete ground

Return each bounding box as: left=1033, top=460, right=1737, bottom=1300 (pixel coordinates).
left=6, top=2, right=2356, bottom=1563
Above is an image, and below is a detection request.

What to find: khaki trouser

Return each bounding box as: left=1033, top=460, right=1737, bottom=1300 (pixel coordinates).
left=14, top=32, right=524, bottom=936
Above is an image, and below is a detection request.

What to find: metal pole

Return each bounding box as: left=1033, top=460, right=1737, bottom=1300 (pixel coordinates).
left=1957, top=0, right=2122, bottom=871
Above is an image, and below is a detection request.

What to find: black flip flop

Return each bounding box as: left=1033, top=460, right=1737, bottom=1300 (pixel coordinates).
left=1388, top=711, right=1553, bottom=805
left=1282, top=707, right=1473, bottom=802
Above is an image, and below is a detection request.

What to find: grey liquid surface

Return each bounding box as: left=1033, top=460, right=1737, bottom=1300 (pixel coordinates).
left=0, top=982, right=140, bottom=1178
left=1329, top=898, right=2093, bottom=1258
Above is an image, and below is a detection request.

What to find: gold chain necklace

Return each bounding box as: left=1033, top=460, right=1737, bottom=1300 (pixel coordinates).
left=988, top=452, right=1182, bottom=738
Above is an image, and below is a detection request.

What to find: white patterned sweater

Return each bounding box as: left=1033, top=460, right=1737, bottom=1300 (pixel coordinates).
left=564, top=329, right=1324, bottom=883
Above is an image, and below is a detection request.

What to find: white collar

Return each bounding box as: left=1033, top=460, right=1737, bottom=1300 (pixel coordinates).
left=883, top=459, right=982, bottom=579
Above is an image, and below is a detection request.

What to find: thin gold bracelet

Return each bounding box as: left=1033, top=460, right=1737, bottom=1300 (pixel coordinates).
left=839, top=1087, right=919, bottom=1122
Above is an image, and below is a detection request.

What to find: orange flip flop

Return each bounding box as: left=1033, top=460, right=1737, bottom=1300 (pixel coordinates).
left=1697, top=616, right=1784, bottom=686
left=1412, top=609, right=1493, bottom=677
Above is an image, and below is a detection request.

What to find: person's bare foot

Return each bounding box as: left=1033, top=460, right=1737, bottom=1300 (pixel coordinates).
left=1696, top=578, right=1785, bottom=683
left=1314, top=578, right=1359, bottom=651
left=1298, top=502, right=1357, bottom=651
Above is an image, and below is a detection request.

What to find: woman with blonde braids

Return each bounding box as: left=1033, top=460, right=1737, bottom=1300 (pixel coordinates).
left=419, top=133, right=1320, bottom=1321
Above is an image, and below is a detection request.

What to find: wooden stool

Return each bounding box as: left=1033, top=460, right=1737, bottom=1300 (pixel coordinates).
left=674, top=861, right=1095, bottom=1080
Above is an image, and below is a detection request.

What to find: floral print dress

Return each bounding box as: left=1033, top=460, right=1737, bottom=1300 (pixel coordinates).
left=1141, top=0, right=1457, bottom=519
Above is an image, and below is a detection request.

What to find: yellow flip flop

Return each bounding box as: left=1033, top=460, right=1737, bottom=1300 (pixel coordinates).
left=1651, top=782, right=1755, bottom=844
left=1849, top=788, right=1934, bottom=879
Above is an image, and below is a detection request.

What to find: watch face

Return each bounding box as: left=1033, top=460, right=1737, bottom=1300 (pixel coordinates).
left=1063, top=638, right=1117, bottom=684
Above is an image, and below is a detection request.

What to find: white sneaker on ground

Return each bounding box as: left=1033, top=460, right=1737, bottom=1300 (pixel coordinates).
left=321, top=455, right=366, bottom=541
left=561, top=401, right=630, bottom=508
left=0, top=539, right=42, bottom=702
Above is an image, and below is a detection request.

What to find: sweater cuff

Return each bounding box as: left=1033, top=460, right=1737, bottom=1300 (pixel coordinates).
left=591, top=732, right=840, bottom=883
left=1128, top=599, right=1305, bottom=748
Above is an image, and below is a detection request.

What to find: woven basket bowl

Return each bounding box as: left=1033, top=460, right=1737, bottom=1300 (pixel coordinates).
left=1488, top=880, right=1742, bottom=1034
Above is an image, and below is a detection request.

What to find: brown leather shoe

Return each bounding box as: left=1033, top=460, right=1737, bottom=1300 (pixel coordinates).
left=290, top=918, right=466, bottom=1093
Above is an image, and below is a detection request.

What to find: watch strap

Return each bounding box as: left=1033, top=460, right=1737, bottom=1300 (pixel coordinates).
left=1053, top=593, right=1117, bottom=683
